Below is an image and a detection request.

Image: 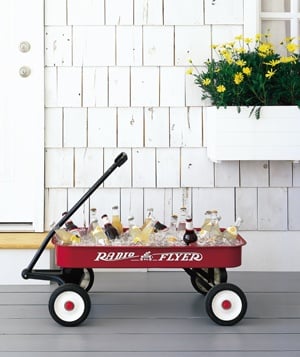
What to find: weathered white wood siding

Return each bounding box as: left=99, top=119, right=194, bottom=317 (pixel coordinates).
left=44, top=0, right=300, bottom=271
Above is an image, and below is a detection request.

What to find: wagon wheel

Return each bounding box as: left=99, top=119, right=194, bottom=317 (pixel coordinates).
left=190, top=268, right=227, bottom=295
left=79, top=268, right=94, bottom=291
left=49, top=283, right=91, bottom=327
left=205, top=283, right=247, bottom=326
left=62, top=268, right=94, bottom=292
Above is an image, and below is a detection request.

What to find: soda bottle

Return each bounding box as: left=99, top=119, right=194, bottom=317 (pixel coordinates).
left=55, top=229, right=81, bottom=245
left=141, top=208, right=154, bottom=230
left=62, top=212, right=79, bottom=231
left=183, top=217, right=198, bottom=245
left=61, top=212, right=81, bottom=243
left=88, top=208, right=108, bottom=245
left=165, top=214, right=179, bottom=245
left=223, top=217, right=243, bottom=242
left=177, top=207, right=187, bottom=231
left=128, top=216, right=144, bottom=245
left=111, top=205, right=123, bottom=235
left=209, top=210, right=222, bottom=242
left=101, top=214, right=119, bottom=240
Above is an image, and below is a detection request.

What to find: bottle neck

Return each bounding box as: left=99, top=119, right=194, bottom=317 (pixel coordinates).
left=112, top=206, right=119, bottom=216
left=234, top=217, right=243, bottom=228
left=185, top=219, right=194, bottom=231
left=101, top=215, right=111, bottom=226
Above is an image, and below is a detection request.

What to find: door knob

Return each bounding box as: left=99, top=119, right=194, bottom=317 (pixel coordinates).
left=19, top=66, right=31, bottom=78
left=19, top=41, right=31, bottom=53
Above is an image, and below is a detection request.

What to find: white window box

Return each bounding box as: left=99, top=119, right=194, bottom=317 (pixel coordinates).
left=204, top=106, right=300, bottom=162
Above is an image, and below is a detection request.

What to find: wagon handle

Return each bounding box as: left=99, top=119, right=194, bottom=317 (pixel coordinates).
left=22, top=152, right=128, bottom=280
left=115, top=152, right=128, bottom=167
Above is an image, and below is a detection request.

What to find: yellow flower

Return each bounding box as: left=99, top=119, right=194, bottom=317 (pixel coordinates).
left=242, top=67, right=252, bottom=76
left=258, top=43, right=274, bottom=56
left=216, top=85, right=226, bottom=93
left=286, top=42, right=297, bottom=53
left=265, top=59, right=280, bottom=67
left=236, top=60, right=246, bottom=67
left=265, top=69, right=276, bottom=79
left=285, top=37, right=295, bottom=43
left=234, top=72, right=244, bottom=85
left=202, top=78, right=211, bottom=86
left=234, top=35, right=243, bottom=41
left=255, top=34, right=262, bottom=41
left=186, top=68, right=193, bottom=75
left=244, top=37, right=253, bottom=44
left=211, top=44, right=218, bottom=49
left=280, top=55, right=297, bottom=64
left=236, top=47, right=246, bottom=54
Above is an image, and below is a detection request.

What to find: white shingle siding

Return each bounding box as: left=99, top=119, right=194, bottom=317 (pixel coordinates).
left=164, top=0, right=204, bottom=25
left=87, top=108, right=117, bottom=147
left=134, top=0, right=163, bottom=25
left=204, top=0, right=243, bottom=24
left=45, top=26, right=72, bottom=66
left=67, top=0, right=105, bottom=25
left=116, top=27, right=143, bottom=66
left=43, top=0, right=300, bottom=271
left=82, top=67, right=108, bottom=107
left=73, top=26, right=115, bottom=66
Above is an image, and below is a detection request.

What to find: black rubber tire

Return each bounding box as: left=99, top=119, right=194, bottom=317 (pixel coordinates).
left=79, top=268, right=94, bottom=292
left=191, top=268, right=227, bottom=295
left=205, top=283, right=247, bottom=326
left=62, top=268, right=94, bottom=291
left=49, top=283, right=91, bottom=327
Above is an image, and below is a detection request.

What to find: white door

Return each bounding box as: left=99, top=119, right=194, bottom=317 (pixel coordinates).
left=0, top=0, right=44, bottom=231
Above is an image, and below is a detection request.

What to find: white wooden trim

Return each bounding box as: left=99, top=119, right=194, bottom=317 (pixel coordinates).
left=0, top=0, right=44, bottom=231
left=244, top=0, right=260, bottom=37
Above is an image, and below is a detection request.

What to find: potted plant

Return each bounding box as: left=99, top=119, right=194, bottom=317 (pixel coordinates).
left=188, top=34, right=300, bottom=162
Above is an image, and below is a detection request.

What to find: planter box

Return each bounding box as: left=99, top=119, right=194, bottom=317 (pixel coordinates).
left=204, top=106, right=300, bottom=162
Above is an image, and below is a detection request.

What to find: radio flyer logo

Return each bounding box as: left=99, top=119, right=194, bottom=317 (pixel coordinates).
left=94, top=250, right=203, bottom=263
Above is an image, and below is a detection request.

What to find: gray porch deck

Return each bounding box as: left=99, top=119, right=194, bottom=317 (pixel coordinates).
left=0, top=271, right=299, bottom=356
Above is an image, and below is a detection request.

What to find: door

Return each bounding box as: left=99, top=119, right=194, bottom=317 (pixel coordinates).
left=0, top=0, right=44, bottom=231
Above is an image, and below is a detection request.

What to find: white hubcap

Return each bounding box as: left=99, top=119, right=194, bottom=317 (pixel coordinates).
left=54, top=291, right=85, bottom=322
left=211, top=290, right=242, bottom=321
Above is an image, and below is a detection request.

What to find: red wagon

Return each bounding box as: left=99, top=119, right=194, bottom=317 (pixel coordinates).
left=22, top=153, right=247, bottom=327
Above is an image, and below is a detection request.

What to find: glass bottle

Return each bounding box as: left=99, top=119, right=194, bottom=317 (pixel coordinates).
left=54, top=229, right=80, bottom=245
left=223, top=217, right=243, bottom=242
left=177, top=207, right=187, bottom=231
left=101, top=214, right=119, bottom=240
left=208, top=210, right=223, bottom=243
left=169, top=214, right=178, bottom=234
left=183, top=217, right=198, bottom=245
left=165, top=214, right=179, bottom=245
left=111, top=205, right=123, bottom=235
left=62, top=212, right=79, bottom=232
left=141, top=208, right=154, bottom=230
left=128, top=216, right=144, bottom=245
left=141, top=210, right=167, bottom=244
left=88, top=208, right=108, bottom=245
left=61, top=212, right=81, bottom=243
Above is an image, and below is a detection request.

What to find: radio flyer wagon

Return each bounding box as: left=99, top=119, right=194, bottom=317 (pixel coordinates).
left=22, top=152, right=247, bottom=327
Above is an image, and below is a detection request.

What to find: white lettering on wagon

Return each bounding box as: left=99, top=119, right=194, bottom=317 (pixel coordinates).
left=94, top=251, right=138, bottom=262
left=94, top=250, right=203, bottom=262
left=157, top=252, right=203, bottom=262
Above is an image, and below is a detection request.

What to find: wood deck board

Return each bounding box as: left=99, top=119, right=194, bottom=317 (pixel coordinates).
left=0, top=271, right=299, bottom=355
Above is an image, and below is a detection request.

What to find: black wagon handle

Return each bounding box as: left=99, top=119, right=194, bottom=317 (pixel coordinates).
left=114, top=152, right=128, bottom=167
left=22, top=152, right=128, bottom=278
